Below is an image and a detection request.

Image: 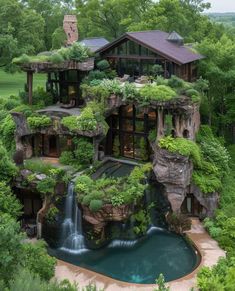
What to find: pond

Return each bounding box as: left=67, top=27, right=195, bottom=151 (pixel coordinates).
left=49, top=227, right=200, bottom=284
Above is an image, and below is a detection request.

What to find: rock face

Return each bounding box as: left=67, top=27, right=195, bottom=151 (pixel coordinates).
left=152, top=146, right=193, bottom=212
left=152, top=145, right=219, bottom=217
left=191, top=185, right=219, bottom=218
left=82, top=204, right=133, bottom=235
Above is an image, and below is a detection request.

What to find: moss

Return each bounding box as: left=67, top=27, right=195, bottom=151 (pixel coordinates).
left=159, top=136, right=202, bottom=166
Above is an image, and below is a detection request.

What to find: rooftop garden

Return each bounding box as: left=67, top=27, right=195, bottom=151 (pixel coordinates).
left=12, top=43, right=94, bottom=66
left=75, top=163, right=152, bottom=212
left=81, top=75, right=208, bottom=106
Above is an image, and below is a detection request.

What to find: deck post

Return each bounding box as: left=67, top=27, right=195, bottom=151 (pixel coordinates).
left=27, top=71, right=33, bottom=105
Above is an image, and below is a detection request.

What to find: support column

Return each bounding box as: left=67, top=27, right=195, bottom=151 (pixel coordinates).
left=157, top=108, right=164, bottom=141
left=27, top=71, right=33, bottom=105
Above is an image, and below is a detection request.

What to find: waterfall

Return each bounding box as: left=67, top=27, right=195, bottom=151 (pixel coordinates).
left=60, top=183, right=87, bottom=254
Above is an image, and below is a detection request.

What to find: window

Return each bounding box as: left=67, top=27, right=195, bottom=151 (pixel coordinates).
left=128, top=41, right=139, bottom=55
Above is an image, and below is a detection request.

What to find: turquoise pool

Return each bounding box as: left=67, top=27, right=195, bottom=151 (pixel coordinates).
left=50, top=228, right=200, bottom=284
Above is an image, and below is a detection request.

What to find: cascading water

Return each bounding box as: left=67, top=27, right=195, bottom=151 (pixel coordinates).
left=60, top=182, right=87, bottom=254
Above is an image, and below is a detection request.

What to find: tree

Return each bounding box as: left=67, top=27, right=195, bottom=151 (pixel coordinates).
left=0, top=142, right=18, bottom=182
left=197, top=34, right=235, bottom=136
left=51, top=27, right=67, bottom=49
left=0, top=182, right=22, bottom=219
left=75, top=0, right=153, bottom=39
left=0, top=214, right=24, bottom=283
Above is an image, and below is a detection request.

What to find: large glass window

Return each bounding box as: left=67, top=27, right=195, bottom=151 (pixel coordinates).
left=107, top=105, right=157, bottom=160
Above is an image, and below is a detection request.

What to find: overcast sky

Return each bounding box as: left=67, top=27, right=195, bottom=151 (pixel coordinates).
left=208, top=0, right=235, bottom=13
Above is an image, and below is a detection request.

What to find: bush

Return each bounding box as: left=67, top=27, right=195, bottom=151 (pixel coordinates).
left=50, top=53, right=64, bottom=64
left=168, top=75, right=185, bottom=89
left=59, top=151, right=75, bottom=165
left=12, top=54, right=31, bottom=65
left=89, top=199, right=103, bottom=212
left=96, top=60, right=110, bottom=71
left=166, top=212, right=191, bottom=234
left=0, top=182, right=22, bottom=219
left=67, top=42, right=91, bottom=62
left=20, top=87, right=53, bottom=107
left=0, top=114, right=16, bottom=153
left=24, top=160, right=54, bottom=175
left=139, top=84, right=177, bottom=102
left=45, top=206, right=59, bottom=224
left=100, top=79, right=122, bottom=95
left=20, top=240, right=56, bottom=281
left=27, top=115, right=52, bottom=129
left=87, top=70, right=107, bottom=82
left=0, top=142, right=18, bottom=182
left=122, top=82, right=139, bottom=101
left=73, top=138, right=94, bottom=165
left=159, top=136, right=202, bottom=166
left=185, top=88, right=201, bottom=102
left=77, top=107, right=98, bottom=131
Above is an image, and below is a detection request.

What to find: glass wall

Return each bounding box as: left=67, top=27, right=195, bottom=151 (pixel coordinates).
left=106, top=105, right=157, bottom=160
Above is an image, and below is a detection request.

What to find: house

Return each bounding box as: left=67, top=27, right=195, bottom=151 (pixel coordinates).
left=96, top=30, right=203, bottom=81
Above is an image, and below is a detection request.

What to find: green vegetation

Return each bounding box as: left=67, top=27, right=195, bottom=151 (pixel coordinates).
left=59, top=137, right=94, bottom=170
left=159, top=127, right=230, bottom=195
left=159, top=136, right=201, bottom=166
left=139, top=84, right=177, bottom=102
left=0, top=70, right=46, bottom=98
left=27, top=115, right=52, bottom=129
left=13, top=43, right=93, bottom=66
left=75, top=163, right=151, bottom=212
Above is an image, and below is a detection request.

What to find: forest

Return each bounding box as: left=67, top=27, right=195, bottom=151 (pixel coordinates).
left=0, top=0, right=235, bottom=290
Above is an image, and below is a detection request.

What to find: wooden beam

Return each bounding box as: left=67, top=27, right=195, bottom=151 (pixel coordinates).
left=27, top=71, right=33, bottom=105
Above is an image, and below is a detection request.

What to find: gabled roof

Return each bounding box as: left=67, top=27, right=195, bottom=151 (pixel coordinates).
left=96, top=30, right=204, bottom=65
left=79, top=37, right=109, bottom=52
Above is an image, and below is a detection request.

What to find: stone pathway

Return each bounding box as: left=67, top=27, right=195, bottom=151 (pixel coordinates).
left=54, top=218, right=226, bottom=291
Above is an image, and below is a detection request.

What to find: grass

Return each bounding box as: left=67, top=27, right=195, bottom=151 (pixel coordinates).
left=0, top=69, right=46, bottom=98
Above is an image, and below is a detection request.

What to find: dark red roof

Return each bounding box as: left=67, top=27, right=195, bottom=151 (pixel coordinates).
left=96, top=30, right=204, bottom=65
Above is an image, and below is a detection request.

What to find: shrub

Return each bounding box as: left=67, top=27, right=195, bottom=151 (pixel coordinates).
left=89, top=199, right=103, bottom=212
left=168, top=75, right=185, bottom=89
left=100, top=79, right=122, bottom=95
left=96, top=60, right=110, bottom=71
left=59, top=151, right=75, bottom=165
left=0, top=182, right=22, bottom=219
left=122, top=82, right=139, bottom=101
left=36, top=176, right=56, bottom=195
left=166, top=212, right=191, bottom=234
left=0, top=142, right=18, bottom=182
left=61, top=116, right=78, bottom=131
left=45, top=206, right=59, bottom=224
left=139, top=84, right=177, bottom=102
left=21, top=240, right=56, bottom=281
left=185, top=88, right=201, bottom=102
left=87, top=70, right=107, bottom=82
left=67, top=42, right=91, bottom=62
left=133, top=209, right=151, bottom=235
left=10, top=104, right=34, bottom=117
left=77, top=107, right=98, bottom=131
left=27, top=115, right=52, bottom=129
left=0, top=114, right=16, bottom=153
left=50, top=52, right=64, bottom=64
left=159, top=136, right=202, bottom=166
left=24, top=160, right=54, bottom=175
left=12, top=54, right=30, bottom=64
left=73, top=138, right=94, bottom=165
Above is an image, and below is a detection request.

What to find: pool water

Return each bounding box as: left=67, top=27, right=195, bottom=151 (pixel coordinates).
left=91, top=160, right=135, bottom=179
left=50, top=228, right=200, bottom=284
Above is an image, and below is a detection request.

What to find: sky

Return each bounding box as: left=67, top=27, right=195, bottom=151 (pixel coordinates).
left=208, top=0, right=235, bottom=13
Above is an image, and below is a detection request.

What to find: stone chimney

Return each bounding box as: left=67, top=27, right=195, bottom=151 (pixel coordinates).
left=63, top=15, right=79, bottom=45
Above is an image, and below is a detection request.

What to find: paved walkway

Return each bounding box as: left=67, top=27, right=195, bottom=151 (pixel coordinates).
left=54, top=219, right=226, bottom=291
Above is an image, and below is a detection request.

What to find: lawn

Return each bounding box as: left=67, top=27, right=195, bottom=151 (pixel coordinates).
left=0, top=69, right=46, bottom=98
